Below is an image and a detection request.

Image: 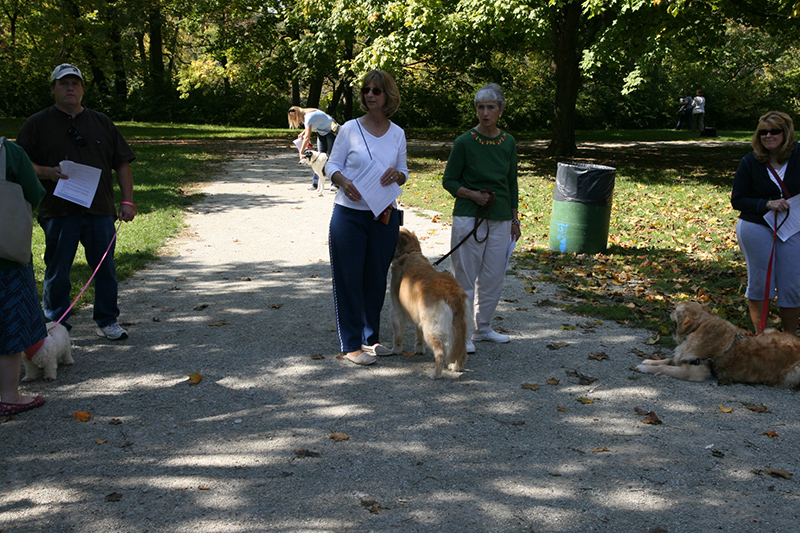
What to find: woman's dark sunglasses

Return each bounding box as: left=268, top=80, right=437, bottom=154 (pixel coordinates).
left=361, top=86, right=383, bottom=96
left=759, top=128, right=783, bottom=136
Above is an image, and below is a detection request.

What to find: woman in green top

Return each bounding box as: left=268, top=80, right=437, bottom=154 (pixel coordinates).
left=0, top=139, right=47, bottom=416
left=442, top=83, right=520, bottom=354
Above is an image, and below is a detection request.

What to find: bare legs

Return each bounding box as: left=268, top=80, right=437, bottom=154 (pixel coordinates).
left=747, top=298, right=800, bottom=336
left=0, top=353, right=35, bottom=404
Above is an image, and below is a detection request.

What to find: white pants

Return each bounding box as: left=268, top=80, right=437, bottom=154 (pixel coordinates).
left=450, top=216, right=512, bottom=337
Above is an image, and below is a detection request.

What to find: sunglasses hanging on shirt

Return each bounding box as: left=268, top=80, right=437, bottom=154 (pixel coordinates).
left=68, top=119, right=87, bottom=146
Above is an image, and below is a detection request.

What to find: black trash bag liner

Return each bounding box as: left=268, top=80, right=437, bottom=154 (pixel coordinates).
left=553, top=162, right=616, bottom=207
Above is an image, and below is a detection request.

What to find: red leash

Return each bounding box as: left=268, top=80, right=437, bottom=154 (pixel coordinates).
left=760, top=165, right=792, bottom=333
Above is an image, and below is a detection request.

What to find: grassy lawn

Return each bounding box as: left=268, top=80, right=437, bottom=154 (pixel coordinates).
left=4, top=116, right=762, bottom=341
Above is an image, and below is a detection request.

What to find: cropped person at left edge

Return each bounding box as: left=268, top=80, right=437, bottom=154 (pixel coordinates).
left=16, top=63, right=136, bottom=340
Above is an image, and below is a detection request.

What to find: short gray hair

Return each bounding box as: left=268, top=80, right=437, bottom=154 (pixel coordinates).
left=474, top=83, right=505, bottom=110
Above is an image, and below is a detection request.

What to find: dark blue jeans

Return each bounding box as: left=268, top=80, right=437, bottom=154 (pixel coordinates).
left=329, top=205, right=399, bottom=352
left=39, top=215, right=119, bottom=329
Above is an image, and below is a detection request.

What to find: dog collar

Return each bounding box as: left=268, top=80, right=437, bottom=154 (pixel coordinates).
left=24, top=338, right=46, bottom=361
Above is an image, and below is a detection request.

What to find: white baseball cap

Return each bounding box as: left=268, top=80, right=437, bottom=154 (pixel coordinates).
left=50, top=64, right=84, bottom=82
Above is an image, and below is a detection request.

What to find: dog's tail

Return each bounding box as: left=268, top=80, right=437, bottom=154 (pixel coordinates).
left=448, top=295, right=470, bottom=371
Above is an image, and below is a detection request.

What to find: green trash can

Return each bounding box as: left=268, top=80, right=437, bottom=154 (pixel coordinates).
left=549, top=162, right=616, bottom=254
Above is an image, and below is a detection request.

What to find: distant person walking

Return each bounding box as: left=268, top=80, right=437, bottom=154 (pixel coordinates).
left=287, top=106, right=337, bottom=189
left=692, top=90, right=706, bottom=133
left=674, top=92, right=693, bottom=130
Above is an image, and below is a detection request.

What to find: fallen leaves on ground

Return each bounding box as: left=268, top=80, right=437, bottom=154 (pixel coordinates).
left=719, top=404, right=734, bottom=413
left=638, top=409, right=662, bottom=425
left=208, top=320, right=228, bottom=326
left=361, top=499, right=388, bottom=514
left=310, top=353, right=324, bottom=360
left=109, top=418, right=122, bottom=425
left=95, top=439, right=107, bottom=444
left=330, top=432, right=349, bottom=442
left=546, top=342, right=569, bottom=350
left=105, top=492, right=122, bottom=502
left=591, top=446, right=610, bottom=453
left=763, top=430, right=779, bottom=438
left=576, top=397, right=593, bottom=404
left=521, top=383, right=540, bottom=391
left=268, top=303, right=283, bottom=309
left=188, top=373, right=203, bottom=385
left=294, top=448, right=320, bottom=458
left=587, top=352, right=609, bottom=361
left=546, top=378, right=559, bottom=385
left=746, top=404, right=770, bottom=413
left=566, top=370, right=597, bottom=384
left=767, top=468, right=793, bottom=480
left=74, top=411, right=92, bottom=422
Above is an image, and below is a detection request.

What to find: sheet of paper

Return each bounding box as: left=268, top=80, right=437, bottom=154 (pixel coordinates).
left=764, top=195, right=800, bottom=242
left=55, top=160, right=101, bottom=208
left=351, top=160, right=402, bottom=217
left=505, top=237, right=516, bottom=270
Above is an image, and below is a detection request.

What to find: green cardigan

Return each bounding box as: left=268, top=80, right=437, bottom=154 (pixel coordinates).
left=1, top=139, right=46, bottom=270
left=442, top=129, right=518, bottom=220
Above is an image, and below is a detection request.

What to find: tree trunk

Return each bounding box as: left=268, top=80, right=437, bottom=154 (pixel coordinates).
left=547, top=0, right=581, bottom=157
left=307, top=77, right=323, bottom=109
left=149, top=5, right=165, bottom=94
left=342, top=39, right=354, bottom=120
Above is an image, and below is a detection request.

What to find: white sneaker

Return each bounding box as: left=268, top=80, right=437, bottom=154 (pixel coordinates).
left=472, top=330, right=509, bottom=344
left=361, top=344, right=393, bottom=356
left=97, top=323, right=128, bottom=340
left=466, top=341, right=476, bottom=354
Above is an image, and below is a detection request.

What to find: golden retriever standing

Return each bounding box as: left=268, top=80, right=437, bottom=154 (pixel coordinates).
left=391, top=228, right=471, bottom=379
left=637, top=301, right=800, bottom=387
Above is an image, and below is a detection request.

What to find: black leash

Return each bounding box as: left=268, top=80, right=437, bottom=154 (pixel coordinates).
left=433, top=190, right=495, bottom=267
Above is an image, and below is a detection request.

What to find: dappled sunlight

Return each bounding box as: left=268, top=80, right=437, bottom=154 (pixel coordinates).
left=491, top=479, right=574, bottom=500
left=596, top=488, right=674, bottom=510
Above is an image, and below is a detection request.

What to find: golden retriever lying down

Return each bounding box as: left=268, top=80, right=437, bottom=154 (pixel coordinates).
left=637, top=301, right=800, bottom=387
left=391, top=228, right=471, bottom=379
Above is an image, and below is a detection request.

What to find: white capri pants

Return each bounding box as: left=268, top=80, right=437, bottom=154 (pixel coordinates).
left=450, top=216, right=512, bottom=337
left=736, top=218, right=800, bottom=307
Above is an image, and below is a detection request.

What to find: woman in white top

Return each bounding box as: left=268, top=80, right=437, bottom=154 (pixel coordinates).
left=325, top=70, right=408, bottom=365
left=287, top=106, right=337, bottom=188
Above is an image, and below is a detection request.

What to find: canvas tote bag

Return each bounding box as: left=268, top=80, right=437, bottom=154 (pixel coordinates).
left=0, top=137, right=35, bottom=265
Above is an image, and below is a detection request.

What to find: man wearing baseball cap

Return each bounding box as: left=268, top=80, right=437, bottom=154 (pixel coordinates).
left=16, top=63, right=136, bottom=340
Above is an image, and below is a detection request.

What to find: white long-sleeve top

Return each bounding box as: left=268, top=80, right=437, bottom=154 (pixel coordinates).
left=325, top=117, right=408, bottom=211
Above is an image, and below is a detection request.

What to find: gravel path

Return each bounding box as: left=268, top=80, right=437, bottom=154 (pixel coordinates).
left=3, top=140, right=799, bottom=532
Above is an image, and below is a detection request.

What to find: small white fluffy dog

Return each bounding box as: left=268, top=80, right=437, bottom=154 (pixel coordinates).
left=299, top=149, right=331, bottom=195
left=22, top=323, right=73, bottom=381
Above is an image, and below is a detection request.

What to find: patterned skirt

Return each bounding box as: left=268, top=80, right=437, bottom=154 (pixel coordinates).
left=0, top=262, right=47, bottom=355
